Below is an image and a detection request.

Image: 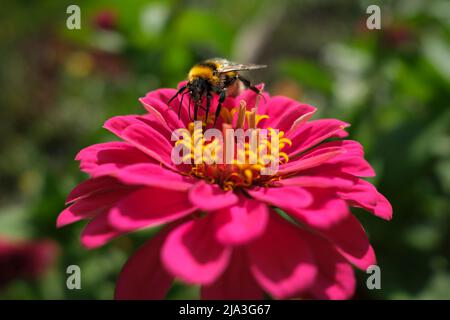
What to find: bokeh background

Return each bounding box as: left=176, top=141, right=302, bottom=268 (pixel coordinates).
left=0, top=0, right=449, bottom=299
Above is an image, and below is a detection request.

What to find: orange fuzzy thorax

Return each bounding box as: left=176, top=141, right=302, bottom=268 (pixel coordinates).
left=188, top=65, right=220, bottom=86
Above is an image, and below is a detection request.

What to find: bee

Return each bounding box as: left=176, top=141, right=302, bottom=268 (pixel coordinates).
left=168, top=58, right=266, bottom=125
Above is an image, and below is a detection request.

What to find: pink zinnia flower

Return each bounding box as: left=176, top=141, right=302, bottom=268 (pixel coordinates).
left=57, top=83, right=392, bottom=300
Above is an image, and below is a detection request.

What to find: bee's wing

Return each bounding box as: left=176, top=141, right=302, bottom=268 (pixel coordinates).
left=216, top=61, right=267, bottom=73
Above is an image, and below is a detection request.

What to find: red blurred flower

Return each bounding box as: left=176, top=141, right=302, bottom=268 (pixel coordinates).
left=0, top=238, right=58, bottom=289
left=381, top=24, right=416, bottom=49
left=92, top=9, right=118, bottom=31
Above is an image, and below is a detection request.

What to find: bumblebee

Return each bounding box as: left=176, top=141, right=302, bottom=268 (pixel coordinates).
left=168, top=58, right=266, bottom=125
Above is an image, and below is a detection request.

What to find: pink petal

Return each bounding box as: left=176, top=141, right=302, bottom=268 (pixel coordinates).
left=334, top=157, right=376, bottom=178
left=188, top=181, right=238, bottom=211
left=58, top=189, right=134, bottom=228
left=214, top=198, right=269, bottom=245
left=121, top=124, right=175, bottom=169
left=161, top=217, right=232, bottom=284
left=248, top=213, right=317, bottom=299
left=338, top=179, right=392, bottom=220
left=262, top=96, right=316, bottom=132
left=103, top=114, right=171, bottom=140
left=115, top=227, right=173, bottom=300
left=66, top=176, right=125, bottom=204
left=286, top=190, right=350, bottom=229
left=247, top=186, right=312, bottom=210
left=279, top=146, right=346, bottom=175
left=57, top=204, right=95, bottom=228
left=80, top=211, right=123, bottom=249
left=76, top=141, right=153, bottom=177
left=287, top=111, right=316, bottom=134
left=140, top=86, right=189, bottom=128
left=299, top=230, right=355, bottom=300
left=139, top=108, right=173, bottom=133
left=103, top=115, right=141, bottom=137
left=317, top=213, right=376, bottom=270
left=108, top=187, right=196, bottom=232
left=286, top=119, right=349, bottom=157
left=276, top=170, right=356, bottom=190
left=142, top=104, right=172, bottom=131
left=115, top=163, right=195, bottom=191
left=320, top=140, right=375, bottom=177
left=201, top=249, right=264, bottom=300
left=140, top=96, right=185, bottom=131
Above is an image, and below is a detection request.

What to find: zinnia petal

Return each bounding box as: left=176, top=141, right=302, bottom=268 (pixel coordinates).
left=286, top=189, right=350, bottom=229
left=286, top=119, right=349, bottom=157
left=161, top=216, right=232, bottom=285
left=65, top=176, right=125, bottom=204
left=115, top=227, right=173, bottom=300
left=80, top=211, right=123, bottom=249
left=114, top=163, right=195, bottom=191
left=338, top=179, right=393, bottom=220
left=117, top=123, right=175, bottom=169
left=247, top=186, right=313, bottom=210
left=317, top=213, right=376, bottom=270
left=201, top=249, right=263, bottom=300
left=299, top=229, right=355, bottom=300
left=262, top=96, right=316, bottom=132
left=139, top=93, right=185, bottom=130
left=279, top=146, right=346, bottom=174
left=276, top=170, right=356, bottom=190
left=188, top=181, right=239, bottom=211
left=140, top=85, right=193, bottom=128
left=320, top=140, right=375, bottom=177
left=108, top=187, right=196, bottom=232
left=76, top=141, right=153, bottom=177
left=103, top=114, right=171, bottom=140
left=214, top=198, right=269, bottom=245
left=247, top=213, right=317, bottom=299
left=57, top=188, right=134, bottom=228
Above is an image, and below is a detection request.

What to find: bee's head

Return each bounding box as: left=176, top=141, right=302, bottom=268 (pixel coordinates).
left=187, top=77, right=208, bottom=102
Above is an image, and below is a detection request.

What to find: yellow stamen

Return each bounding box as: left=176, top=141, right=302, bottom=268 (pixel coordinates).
left=180, top=100, right=292, bottom=190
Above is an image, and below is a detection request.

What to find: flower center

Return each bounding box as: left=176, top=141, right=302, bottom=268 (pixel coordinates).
left=176, top=100, right=291, bottom=191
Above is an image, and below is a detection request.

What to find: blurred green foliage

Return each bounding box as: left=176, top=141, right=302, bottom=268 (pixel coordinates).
left=0, top=0, right=448, bottom=299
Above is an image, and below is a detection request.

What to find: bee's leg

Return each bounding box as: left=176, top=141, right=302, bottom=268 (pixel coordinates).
left=194, top=101, right=199, bottom=121
left=205, top=92, right=212, bottom=126
left=238, top=75, right=266, bottom=103
left=213, top=89, right=227, bottom=126
left=179, top=91, right=188, bottom=119
left=167, top=85, right=187, bottom=115
left=188, top=95, right=193, bottom=121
